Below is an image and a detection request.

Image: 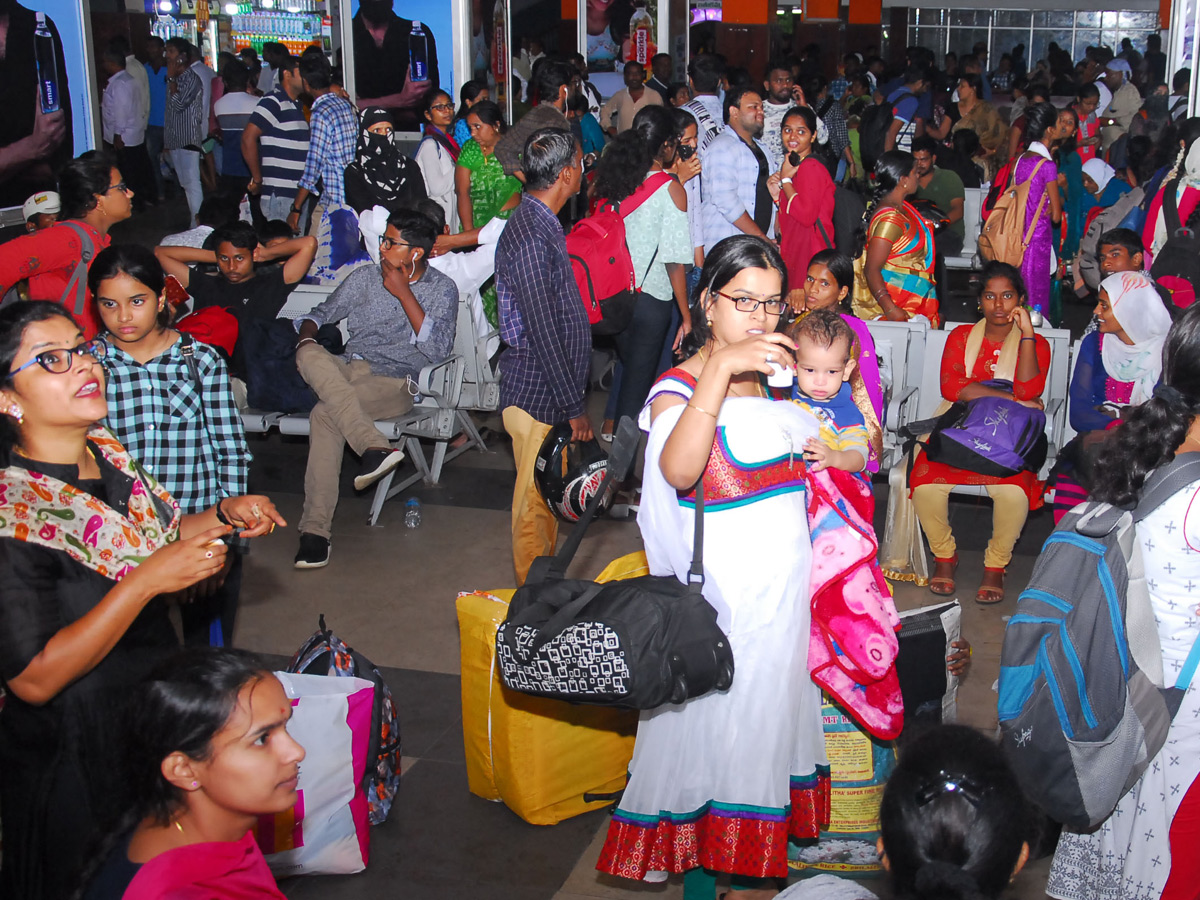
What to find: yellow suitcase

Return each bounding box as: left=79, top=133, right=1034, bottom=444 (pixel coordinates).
left=456, top=553, right=647, bottom=825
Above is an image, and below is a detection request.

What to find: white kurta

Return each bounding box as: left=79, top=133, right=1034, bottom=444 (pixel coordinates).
left=599, top=375, right=828, bottom=881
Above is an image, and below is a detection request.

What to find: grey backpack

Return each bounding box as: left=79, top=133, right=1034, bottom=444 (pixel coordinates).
left=997, top=455, right=1200, bottom=829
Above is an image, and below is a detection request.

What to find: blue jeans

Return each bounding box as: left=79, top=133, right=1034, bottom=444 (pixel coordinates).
left=166, top=147, right=202, bottom=226
left=835, top=157, right=847, bottom=183
left=144, top=124, right=165, bottom=195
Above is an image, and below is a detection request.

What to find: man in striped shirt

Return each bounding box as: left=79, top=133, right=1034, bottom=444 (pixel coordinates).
left=242, top=54, right=310, bottom=225
left=288, top=54, right=357, bottom=235
left=164, top=37, right=205, bottom=226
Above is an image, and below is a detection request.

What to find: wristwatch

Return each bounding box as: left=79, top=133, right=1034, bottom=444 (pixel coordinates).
left=290, top=205, right=302, bottom=215
left=780, top=177, right=793, bottom=185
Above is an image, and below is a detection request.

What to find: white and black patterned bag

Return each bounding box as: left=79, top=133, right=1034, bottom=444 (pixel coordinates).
left=496, top=419, right=734, bottom=710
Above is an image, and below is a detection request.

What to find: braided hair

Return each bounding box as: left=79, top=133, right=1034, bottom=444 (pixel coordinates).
left=853, top=150, right=915, bottom=258
left=1091, top=303, right=1200, bottom=507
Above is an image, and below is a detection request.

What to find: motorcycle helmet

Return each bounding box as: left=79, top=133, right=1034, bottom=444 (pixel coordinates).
left=534, top=423, right=614, bottom=522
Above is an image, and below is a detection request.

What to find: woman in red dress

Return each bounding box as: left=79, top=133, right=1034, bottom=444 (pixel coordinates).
left=910, top=261, right=1050, bottom=604
left=768, top=105, right=835, bottom=307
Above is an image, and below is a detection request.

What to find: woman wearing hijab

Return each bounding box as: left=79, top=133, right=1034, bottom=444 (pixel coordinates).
left=1054, top=271, right=1173, bottom=521
left=343, top=109, right=428, bottom=215
left=1080, top=158, right=1133, bottom=220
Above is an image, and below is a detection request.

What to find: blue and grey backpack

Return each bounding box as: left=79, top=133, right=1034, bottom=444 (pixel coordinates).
left=997, top=455, right=1200, bottom=829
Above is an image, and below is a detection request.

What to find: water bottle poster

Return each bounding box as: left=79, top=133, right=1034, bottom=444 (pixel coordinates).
left=349, top=0, right=451, bottom=130
left=585, top=0, right=658, bottom=73
left=0, top=0, right=96, bottom=211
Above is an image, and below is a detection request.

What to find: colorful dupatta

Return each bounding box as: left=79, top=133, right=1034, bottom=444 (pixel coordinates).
left=852, top=202, right=939, bottom=327
left=423, top=124, right=460, bottom=163
left=0, top=426, right=181, bottom=582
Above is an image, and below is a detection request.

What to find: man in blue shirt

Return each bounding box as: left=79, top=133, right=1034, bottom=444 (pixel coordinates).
left=144, top=36, right=169, bottom=200
left=884, top=67, right=928, bottom=154
left=698, top=85, right=772, bottom=255
left=495, top=127, right=589, bottom=584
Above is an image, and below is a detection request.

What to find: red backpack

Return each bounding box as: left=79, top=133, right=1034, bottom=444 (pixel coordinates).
left=566, top=172, right=673, bottom=335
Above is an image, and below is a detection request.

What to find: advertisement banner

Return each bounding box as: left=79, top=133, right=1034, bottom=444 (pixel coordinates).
left=348, top=0, right=453, bottom=129
left=0, top=0, right=97, bottom=212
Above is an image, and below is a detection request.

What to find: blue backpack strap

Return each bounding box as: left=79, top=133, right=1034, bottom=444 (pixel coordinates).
left=1176, top=636, right=1200, bottom=690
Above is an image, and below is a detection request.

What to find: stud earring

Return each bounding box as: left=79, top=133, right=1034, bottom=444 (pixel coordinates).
left=8, top=405, right=22, bottom=425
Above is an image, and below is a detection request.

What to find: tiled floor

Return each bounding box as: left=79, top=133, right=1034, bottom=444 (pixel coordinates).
left=228, top=423, right=1061, bottom=900
left=123, top=199, right=1090, bottom=898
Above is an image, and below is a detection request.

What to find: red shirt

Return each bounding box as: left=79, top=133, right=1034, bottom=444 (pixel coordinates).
left=0, top=221, right=110, bottom=338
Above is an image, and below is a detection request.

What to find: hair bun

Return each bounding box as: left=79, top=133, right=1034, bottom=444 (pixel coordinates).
left=914, top=859, right=979, bottom=898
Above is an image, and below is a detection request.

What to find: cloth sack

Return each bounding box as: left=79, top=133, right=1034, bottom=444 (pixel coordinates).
left=257, top=672, right=373, bottom=875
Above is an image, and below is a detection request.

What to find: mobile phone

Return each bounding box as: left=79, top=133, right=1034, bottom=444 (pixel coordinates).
left=788, top=151, right=801, bottom=167
left=677, top=143, right=695, bottom=161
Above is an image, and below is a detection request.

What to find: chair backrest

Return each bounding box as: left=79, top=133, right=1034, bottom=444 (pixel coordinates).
left=961, top=187, right=985, bottom=258
left=865, top=318, right=929, bottom=417
left=924, top=322, right=1071, bottom=427
left=1063, top=336, right=1086, bottom=446
left=456, top=289, right=500, bottom=412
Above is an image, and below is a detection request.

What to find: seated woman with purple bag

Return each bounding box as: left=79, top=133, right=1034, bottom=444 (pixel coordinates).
left=908, top=261, right=1051, bottom=605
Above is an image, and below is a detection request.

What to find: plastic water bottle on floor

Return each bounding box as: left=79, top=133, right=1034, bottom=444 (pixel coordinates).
left=404, top=497, right=422, bottom=529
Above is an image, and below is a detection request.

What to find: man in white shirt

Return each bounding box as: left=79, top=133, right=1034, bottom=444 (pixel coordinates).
left=258, top=42, right=284, bottom=93
left=109, top=35, right=150, bottom=132
left=570, top=53, right=603, bottom=122
left=101, top=47, right=154, bottom=211
left=599, top=61, right=663, bottom=137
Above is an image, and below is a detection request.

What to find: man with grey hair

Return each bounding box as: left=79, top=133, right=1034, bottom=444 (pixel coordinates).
left=494, top=127, right=589, bottom=584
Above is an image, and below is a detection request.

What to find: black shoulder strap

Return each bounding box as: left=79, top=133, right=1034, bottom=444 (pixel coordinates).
left=178, top=334, right=209, bottom=434
left=1133, top=453, right=1200, bottom=522
left=1164, top=176, right=1185, bottom=234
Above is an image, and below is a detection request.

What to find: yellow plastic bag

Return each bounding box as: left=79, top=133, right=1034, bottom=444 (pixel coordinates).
left=455, top=552, right=648, bottom=825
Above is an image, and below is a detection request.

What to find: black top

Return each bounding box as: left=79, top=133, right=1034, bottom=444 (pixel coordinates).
left=350, top=10, right=439, bottom=128
left=187, top=269, right=296, bottom=379
left=344, top=154, right=428, bottom=215
left=82, top=831, right=139, bottom=900
left=0, top=2, right=74, bottom=208
left=0, top=446, right=178, bottom=900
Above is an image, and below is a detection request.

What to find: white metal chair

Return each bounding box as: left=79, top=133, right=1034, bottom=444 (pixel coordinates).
left=865, top=318, right=929, bottom=468
left=916, top=322, right=1071, bottom=489
left=943, top=186, right=986, bottom=271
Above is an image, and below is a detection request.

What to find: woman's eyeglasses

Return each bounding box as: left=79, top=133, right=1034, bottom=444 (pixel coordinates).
left=9, top=339, right=108, bottom=377
left=711, top=289, right=788, bottom=316
left=429, top=102, right=455, bottom=112
left=104, top=181, right=130, bottom=194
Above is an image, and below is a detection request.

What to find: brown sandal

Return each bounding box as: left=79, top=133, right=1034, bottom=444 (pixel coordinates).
left=975, top=567, right=1006, bottom=604
left=929, top=554, right=958, bottom=595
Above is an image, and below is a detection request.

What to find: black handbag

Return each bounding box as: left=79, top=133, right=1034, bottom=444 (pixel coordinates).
left=496, top=418, right=735, bottom=709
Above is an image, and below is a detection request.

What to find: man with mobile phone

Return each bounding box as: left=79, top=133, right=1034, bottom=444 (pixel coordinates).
left=290, top=209, right=458, bottom=569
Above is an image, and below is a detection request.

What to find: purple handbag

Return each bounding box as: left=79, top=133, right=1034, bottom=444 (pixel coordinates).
left=923, top=380, right=1048, bottom=477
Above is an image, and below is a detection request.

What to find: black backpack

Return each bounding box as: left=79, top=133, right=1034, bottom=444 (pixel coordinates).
left=239, top=318, right=340, bottom=414
left=858, top=91, right=912, bottom=173
left=496, top=419, right=735, bottom=709
left=289, top=615, right=402, bottom=825
left=832, top=182, right=867, bottom=257
left=1150, top=175, right=1200, bottom=309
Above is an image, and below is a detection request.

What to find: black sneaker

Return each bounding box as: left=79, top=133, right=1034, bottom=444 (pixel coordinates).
left=294, top=533, right=331, bottom=569
left=355, top=447, right=405, bottom=491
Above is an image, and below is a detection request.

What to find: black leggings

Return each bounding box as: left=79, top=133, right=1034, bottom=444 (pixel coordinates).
left=613, top=292, right=674, bottom=424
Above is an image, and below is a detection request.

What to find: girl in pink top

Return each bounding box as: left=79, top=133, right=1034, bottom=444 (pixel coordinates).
left=82, top=648, right=305, bottom=899
left=795, top=249, right=885, bottom=473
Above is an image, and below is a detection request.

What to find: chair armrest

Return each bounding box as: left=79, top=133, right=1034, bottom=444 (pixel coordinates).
left=887, top=386, right=919, bottom=432
left=416, top=354, right=464, bottom=405
left=1045, top=397, right=1065, bottom=447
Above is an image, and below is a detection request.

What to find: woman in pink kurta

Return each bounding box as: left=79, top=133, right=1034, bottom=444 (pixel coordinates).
left=769, top=106, right=835, bottom=295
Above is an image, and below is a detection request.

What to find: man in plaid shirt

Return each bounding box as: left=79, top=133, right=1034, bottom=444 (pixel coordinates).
left=287, top=54, right=357, bottom=235
left=495, top=127, right=589, bottom=584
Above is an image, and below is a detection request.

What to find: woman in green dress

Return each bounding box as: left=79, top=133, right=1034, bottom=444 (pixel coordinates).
left=455, top=100, right=522, bottom=325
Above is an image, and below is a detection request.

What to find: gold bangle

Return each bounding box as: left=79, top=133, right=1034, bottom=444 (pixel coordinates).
left=686, top=402, right=719, bottom=418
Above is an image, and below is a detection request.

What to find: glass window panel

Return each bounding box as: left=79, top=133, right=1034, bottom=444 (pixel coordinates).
left=1076, top=12, right=1101, bottom=28
left=1120, top=11, right=1158, bottom=29
left=1031, top=29, right=1074, bottom=68
left=1100, top=30, right=1123, bottom=51
left=1074, top=30, right=1102, bottom=59
left=995, top=10, right=1029, bottom=27
left=1102, top=11, right=1121, bottom=30
left=949, top=9, right=989, bottom=27
left=1035, top=11, right=1074, bottom=28
left=948, top=27, right=990, bottom=56
left=993, top=29, right=1028, bottom=62
left=910, top=26, right=947, bottom=55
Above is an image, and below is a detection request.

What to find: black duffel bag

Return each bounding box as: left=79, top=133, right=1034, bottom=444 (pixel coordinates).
left=496, top=419, right=734, bottom=709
